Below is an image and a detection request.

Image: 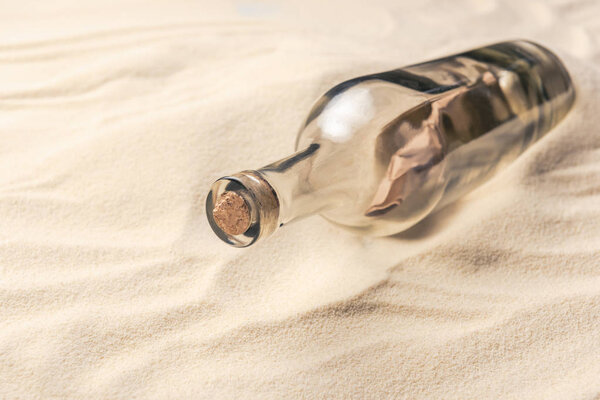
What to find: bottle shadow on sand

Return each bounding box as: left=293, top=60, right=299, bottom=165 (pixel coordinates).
left=389, top=199, right=467, bottom=241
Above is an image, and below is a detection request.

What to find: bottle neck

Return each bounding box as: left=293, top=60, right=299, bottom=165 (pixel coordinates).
left=257, top=143, right=333, bottom=225
left=206, top=144, right=334, bottom=247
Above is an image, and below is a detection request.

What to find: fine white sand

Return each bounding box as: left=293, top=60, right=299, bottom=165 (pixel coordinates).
left=1, top=1, right=600, bottom=398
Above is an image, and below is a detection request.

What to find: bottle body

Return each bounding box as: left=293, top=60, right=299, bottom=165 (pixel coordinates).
left=207, top=40, right=575, bottom=247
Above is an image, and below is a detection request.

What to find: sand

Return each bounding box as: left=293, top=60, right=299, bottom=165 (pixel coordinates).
left=1, top=0, right=600, bottom=398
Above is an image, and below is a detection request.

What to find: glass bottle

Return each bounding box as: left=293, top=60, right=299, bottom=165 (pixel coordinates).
left=206, top=40, right=575, bottom=247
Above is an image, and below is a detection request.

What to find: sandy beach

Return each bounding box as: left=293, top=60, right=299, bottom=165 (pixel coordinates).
left=1, top=0, right=600, bottom=398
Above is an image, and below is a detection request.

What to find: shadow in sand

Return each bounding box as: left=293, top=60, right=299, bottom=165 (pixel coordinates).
left=390, top=200, right=467, bottom=241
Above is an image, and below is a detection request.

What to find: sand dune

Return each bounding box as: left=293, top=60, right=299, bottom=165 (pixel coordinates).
left=1, top=0, right=600, bottom=398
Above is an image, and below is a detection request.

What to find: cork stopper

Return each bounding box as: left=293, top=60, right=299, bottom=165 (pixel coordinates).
left=212, top=191, right=251, bottom=235
left=206, top=170, right=279, bottom=247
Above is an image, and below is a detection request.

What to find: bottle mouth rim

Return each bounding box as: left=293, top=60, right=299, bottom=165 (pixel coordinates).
left=206, top=171, right=279, bottom=248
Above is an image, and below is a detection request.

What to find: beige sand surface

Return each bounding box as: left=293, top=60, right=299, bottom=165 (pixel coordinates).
left=1, top=0, right=600, bottom=398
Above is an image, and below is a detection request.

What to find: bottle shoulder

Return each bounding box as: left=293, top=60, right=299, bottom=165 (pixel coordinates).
left=296, top=80, right=430, bottom=149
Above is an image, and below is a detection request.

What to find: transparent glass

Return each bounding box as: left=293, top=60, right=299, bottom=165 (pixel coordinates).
left=207, top=40, right=575, bottom=247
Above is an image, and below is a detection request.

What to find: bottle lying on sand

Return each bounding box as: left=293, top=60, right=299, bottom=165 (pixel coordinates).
left=206, top=40, right=575, bottom=247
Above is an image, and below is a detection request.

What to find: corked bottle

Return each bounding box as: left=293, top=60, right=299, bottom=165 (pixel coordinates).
left=206, top=40, right=575, bottom=247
